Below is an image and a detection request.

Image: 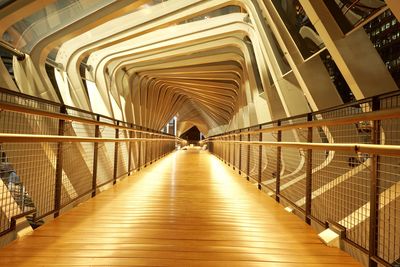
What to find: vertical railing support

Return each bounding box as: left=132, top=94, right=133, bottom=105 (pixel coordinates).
left=369, top=97, right=380, bottom=267
left=232, top=132, right=236, bottom=170
left=222, top=136, right=224, bottom=159
left=54, top=105, right=66, bottom=218
left=275, top=120, right=282, bottom=203
left=138, top=128, right=142, bottom=171
left=92, top=115, right=100, bottom=197
left=113, top=121, right=119, bottom=185
left=149, top=130, right=153, bottom=164
left=246, top=129, right=250, bottom=181
left=227, top=134, right=231, bottom=166
left=239, top=132, right=242, bottom=175
left=305, top=113, right=313, bottom=225
left=128, top=123, right=133, bottom=175
left=258, top=125, right=262, bottom=190
left=144, top=128, right=148, bottom=167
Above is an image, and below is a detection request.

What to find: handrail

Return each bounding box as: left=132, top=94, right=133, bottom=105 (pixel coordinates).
left=0, top=101, right=174, bottom=138
left=0, top=87, right=183, bottom=239
left=209, top=90, right=400, bottom=136
left=0, top=133, right=180, bottom=143
left=204, top=140, right=400, bottom=156
left=0, top=87, right=61, bottom=107
left=205, top=91, right=400, bottom=267
left=203, top=107, right=400, bottom=138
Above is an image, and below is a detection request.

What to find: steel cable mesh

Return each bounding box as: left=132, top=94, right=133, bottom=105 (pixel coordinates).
left=221, top=138, right=226, bottom=161
left=66, top=121, right=95, bottom=137
left=136, top=132, right=143, bottom=168
left=131, top=131, right=139, bottom=170
left=310, top=106, right=374, bottom=251
left=0, top=90, right=60, bottom=113
left=100, top=125, right=115, bottom=165
left=248, top=128, right=260, bottom=181
left=214, top=141, right=220, bottom=158
left=261, top=123, right=278, bottom=191
left=377, top=155, right=400, bottom=264
left=147, top=137, right=152, bottom=165
left=144, top=134, right=149, bottom=165
left=277, top=117, right=308, bottom=208
left=151, top=140, right=156, bottom=163
left=234, top=134, right=240, bottom=169
left=380, top=92, right=400, bottom=111
left=61, top=142, right=94, bottom=206
left=0, top=110, right=59, bottom=135
left=0, top=90, right=177, bottom=235
left=96, top=126, right=114, bottom=186
left=279, top=147, right=307, bottom=207
left=151, top=139, right=156, bottom=162
left=377, top=106, right=400, bottom=264
left=65, top=108, right=96, bottom=121
left=117, top=130, right=129, bottom=178
left=311, top=150, right=371, bottom=249
left=316, top=101, right=372, bottom=120
left=0, top=143, right=57, bottom=222
left=220, top=141, right=224, bottom=159
left=205, top=93, right=400, bottom=266
left=229, top=136, right=234, bottom=166
left=239, top=134, right=248, bottom=175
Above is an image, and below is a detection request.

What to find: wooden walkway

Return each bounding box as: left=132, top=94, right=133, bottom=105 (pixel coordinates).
left=0, top=149, right=360, bottom=266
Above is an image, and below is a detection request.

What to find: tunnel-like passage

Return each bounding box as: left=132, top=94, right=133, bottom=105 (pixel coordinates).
left=1, top=1, right=400, bottom=266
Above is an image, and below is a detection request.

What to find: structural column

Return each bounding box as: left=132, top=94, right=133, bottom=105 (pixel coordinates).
left=300, top=0, right=398, bottom=99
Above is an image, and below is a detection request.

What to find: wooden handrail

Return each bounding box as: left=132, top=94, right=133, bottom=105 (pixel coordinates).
left=205, top=140, right=400, bottom=156
left=0, top=102, right=173, bottom=138
left=0, top=133, right=181, bottom=143
left=204, top=107, right=400, bottom=138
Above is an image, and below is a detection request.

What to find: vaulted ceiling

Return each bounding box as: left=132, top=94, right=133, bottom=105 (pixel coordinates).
left=2, top=0, right=390, bottom=136
left=1, top=1, right=275, bottom=136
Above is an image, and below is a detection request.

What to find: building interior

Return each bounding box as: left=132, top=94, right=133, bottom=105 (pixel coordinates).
left=0, top=0, right=399, bottom=266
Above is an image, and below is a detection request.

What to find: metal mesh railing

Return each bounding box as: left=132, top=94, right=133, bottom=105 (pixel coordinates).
left=206, top=91, right=400, bottom=267
left=0, top=88, right=181, bottom=236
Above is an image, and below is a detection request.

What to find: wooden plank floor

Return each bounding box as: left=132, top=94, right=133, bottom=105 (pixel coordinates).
left=0, top=149, right=361, bottom=266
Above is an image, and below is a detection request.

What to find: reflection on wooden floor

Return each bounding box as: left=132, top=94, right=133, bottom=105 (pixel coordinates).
left=0, top=148, right=361, bottom=266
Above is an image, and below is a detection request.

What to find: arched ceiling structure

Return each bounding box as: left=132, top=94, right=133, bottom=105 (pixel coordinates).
left=1, top=0, right=396, bottom=136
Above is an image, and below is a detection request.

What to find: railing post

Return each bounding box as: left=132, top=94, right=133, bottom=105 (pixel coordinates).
left=138, top=127, right=141, bottom=171
left=128, top=123, right=133, bottom=175
left=227, top=134, right=231, bottom=166
left=305, top=113, right=313, bottom=225
left=276, top=120, right=282, bottom=203
left=150, top=129, right=154, bottom=164
left=239, top=131, right=242, bottom=175
left=258, top=125, right=262, bottom=190
left=233, top=133, right=236, bottom=170
left=156, top=134, right=160, bottom=160
left=246, top=129, right=250, bottom=181
left=369, top=97, right=380, bottom=267
left=144, top=128, right=148, bottom=167
left=113, top=121, right=119, bottom=185
left=223, top=136, right=226, bottom=163
left=92, top=115, right=100, bottom=197
left=54, top=105, right=66, bottom=218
